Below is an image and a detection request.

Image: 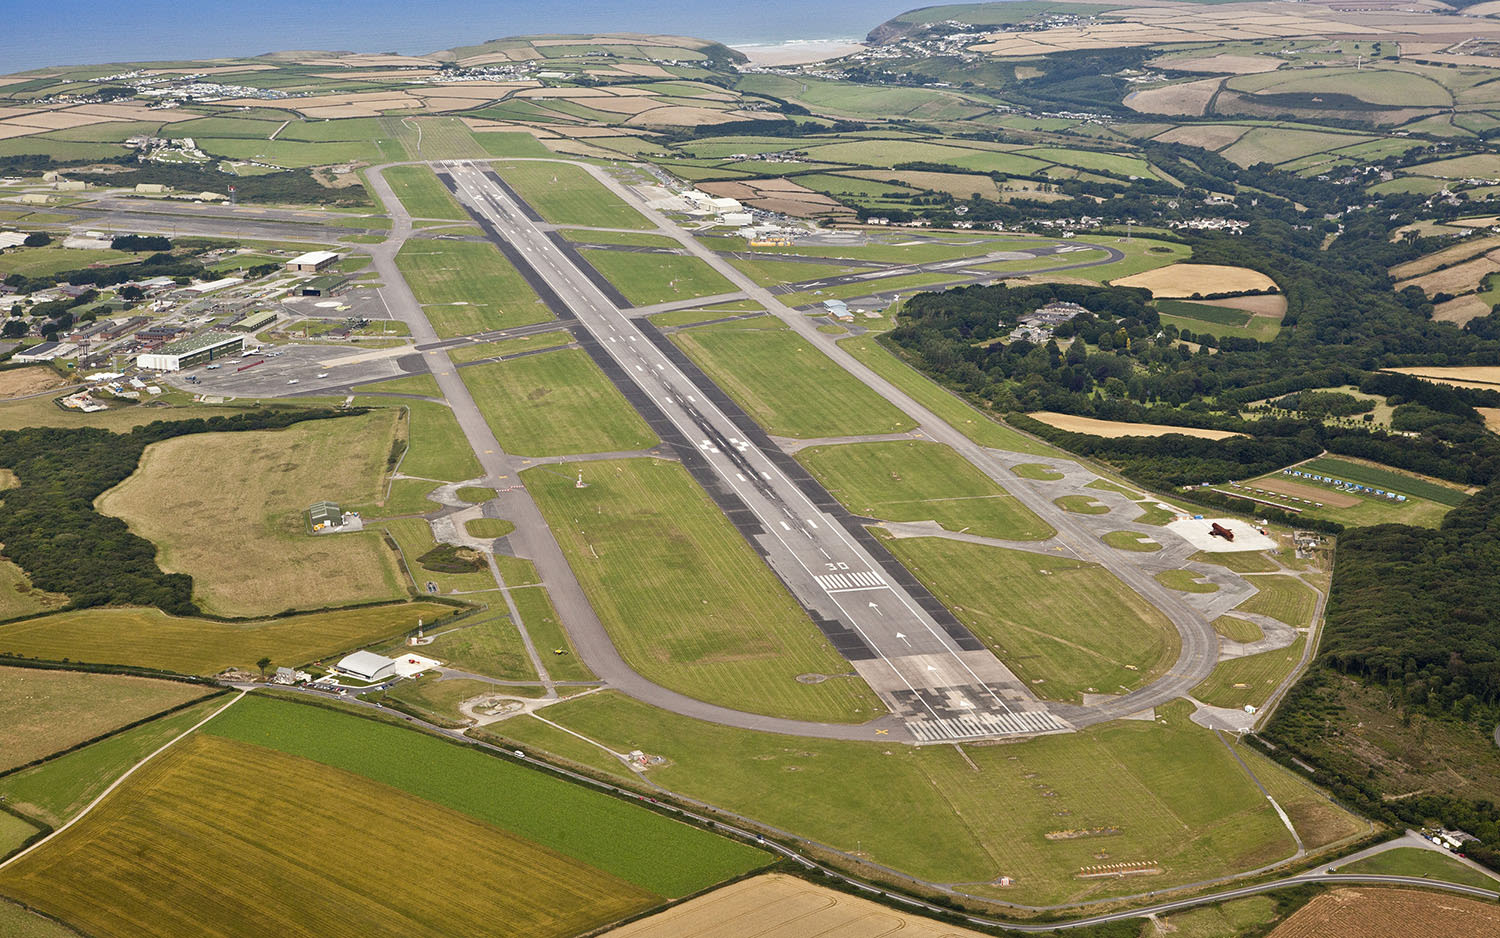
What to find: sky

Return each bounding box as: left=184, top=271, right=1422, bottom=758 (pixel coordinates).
left=1, top=0, right=920, bottom=72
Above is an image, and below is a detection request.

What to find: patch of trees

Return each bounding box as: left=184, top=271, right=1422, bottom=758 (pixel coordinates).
left=22, top=232, right=51, bottom=248
left=416, top=544, right=484, bottom=574
left=1270, top=390, right=1374, bottom=418
left=110, top=234, right=171, bottom=252
left=94, top=162, right=370, bottom=207
left=4, top=252, right=205, bottom=295
left=0, top=409, right=358, bottom=618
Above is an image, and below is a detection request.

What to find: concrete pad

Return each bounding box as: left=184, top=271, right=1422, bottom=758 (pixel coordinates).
left=1166, top=517, right=1275, bottom=552
left=1189, top=700, right=1258, bottom=733
left=391, top=653, right=441, bottom=677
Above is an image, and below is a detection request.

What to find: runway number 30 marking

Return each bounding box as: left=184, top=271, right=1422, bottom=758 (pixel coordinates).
left=826, top=562, right=849, bottom=571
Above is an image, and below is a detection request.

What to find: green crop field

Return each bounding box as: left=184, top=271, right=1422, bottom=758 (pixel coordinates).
left=798, top=440, right=1052, bottom=540
left=837, top=335, right=1058, bottom=455
left=1236, top=575, right=1317, bottom=628
left=578, top=249, right=735, bottom=307
left=1192, top=637, right=1305, bottom=711
left=1102, top=530, right=1161, bottom=552
left=0, top=667, right=208, bottom=772
left=459, top=348, right=657, bottom=457
left=1159, top=311, right=1282, bottom=344
left=499, top=692, right=1322, bottom=904
left=382, top=164, right=466, bottom=220
left=1335, top=847, right=1500, bottom=890
left=523, top=458, right=882, bottom=722
left=672, top=320, right=916, bottom=438
left=205, top=695, right=766, bottom=896
left=1156, top=299, right=1253, bottom=327
left=395, top=240, right=552, bottom=337
left=0, top=603, right=452, bottom=676
left=1297, top=457, right=1469, bottom=507
left=0, top=732, right=666, bottom=938
left=96, top=412, right=406, bottom=617
left=882, top=536, right=1178, bottom=701
left=0, top=695, right=226, bottom=827
left=492, top=161, right=651, bottom=229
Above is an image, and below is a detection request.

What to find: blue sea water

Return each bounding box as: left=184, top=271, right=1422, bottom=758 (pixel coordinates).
left=1, top=0, right=918, bottom=73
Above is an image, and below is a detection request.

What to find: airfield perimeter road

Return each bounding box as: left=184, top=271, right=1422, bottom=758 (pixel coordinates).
left=438, top=160, right=1070, bottom=743
left=521, top=158, right=1222, bottom=730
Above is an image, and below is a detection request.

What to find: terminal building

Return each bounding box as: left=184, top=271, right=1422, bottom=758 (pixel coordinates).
left=136, top=332, right=243, bottom=371
left=285, top=250, right=339, bottom=273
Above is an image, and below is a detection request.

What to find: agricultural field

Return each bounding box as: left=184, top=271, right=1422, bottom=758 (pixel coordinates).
left=0, top=733, right=664, bottom=938
left=522, top=458, right=883, bottom=722
left=578, top=249, right=735, bottom=306
left=881, top=535, right=1177, bottom=701
left=459, top=348, right=658, bottom=457
left=671, top=320, right=916, bottom=438
left=1157, top=298, right=1283, bottom=342
left=1296, top=456, right=1470, bottom=507
left=96, top=412, right=406, bottom=617
left=394, top=239, right=552, bottom=337
left=798, top=440, right=1052, bottom=540
left=0, top=603, right=451, bottom=676
left=0, top=694, right=227, bottom=827
left=0, top=367, right=72, bottom=400
left=608, top=873, right=993, bottom=938
left=1028, top=411, right=1242, bottom=440
left=0, top=557, right=66, bottom=622
left=381, top=163, right=466, bottom=219
left=0, top=667, right=208, bottom=772
left=491, top=160, right=651, bottom=229
left=1265, top=887, right=1500, bottom=938
left=498, top=692, right=1340, bottom=905
left=1111, top=263, right=1277, bottom=297
left=204, top=695, right=767, bottom=895
left=0, top=898, right=78, bottom=938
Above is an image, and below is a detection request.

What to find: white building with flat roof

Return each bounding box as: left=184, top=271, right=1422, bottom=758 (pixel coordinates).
left=286, top=250, right=339, bottom=273
left=335, top=651, right=399, bottom=682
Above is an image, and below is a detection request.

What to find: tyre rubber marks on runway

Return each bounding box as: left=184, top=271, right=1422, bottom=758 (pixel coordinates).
left=815, top=570, right=887, bottom=592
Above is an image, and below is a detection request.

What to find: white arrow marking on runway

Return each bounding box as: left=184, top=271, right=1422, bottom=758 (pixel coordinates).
left=869, top=602, right=884, bottom=616
left=895, top=631, right=911, bottom=648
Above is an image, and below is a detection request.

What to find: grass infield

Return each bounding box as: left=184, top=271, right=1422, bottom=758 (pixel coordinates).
left=798, top=440, right=1052, bottom=540
left=523, top=458, right=883, bottom=722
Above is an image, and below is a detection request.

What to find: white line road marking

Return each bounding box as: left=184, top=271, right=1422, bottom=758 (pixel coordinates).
left=780, top=521, right=791, bottom=530
left=806, top=519, right=818, bottom=528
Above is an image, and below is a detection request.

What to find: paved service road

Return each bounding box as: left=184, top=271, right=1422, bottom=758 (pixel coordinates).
left=440, top=160, right=1070, bottom=743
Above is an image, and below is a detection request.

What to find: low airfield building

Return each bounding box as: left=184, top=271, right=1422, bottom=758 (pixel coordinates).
left=334, top=651, right=399, bottom=682
left=136, top=332, right=243, bottom=371
left=286, top=250, right=339, bottom=273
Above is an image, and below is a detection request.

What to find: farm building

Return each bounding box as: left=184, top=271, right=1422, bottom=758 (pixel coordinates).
left=285, top=250, right=339, bottom=273
left=136, top=332, right=243, bottom=371
left=307, top=501, right=341, bottom=530
left=334, top=650, right=399, bottom=682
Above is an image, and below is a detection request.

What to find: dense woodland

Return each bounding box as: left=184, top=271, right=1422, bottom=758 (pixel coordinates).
left=0, top=409, right=354, bottom=619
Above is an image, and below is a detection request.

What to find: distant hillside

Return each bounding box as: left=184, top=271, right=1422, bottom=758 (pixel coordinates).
left=866, top=1, right=1123, bottom=43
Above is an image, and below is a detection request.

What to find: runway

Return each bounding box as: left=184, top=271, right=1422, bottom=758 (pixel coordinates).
left=439, top=160, right=1070, bottom=742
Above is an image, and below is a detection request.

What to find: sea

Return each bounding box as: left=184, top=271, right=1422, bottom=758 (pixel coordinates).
left=1, top=0, right=921, bottom=73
